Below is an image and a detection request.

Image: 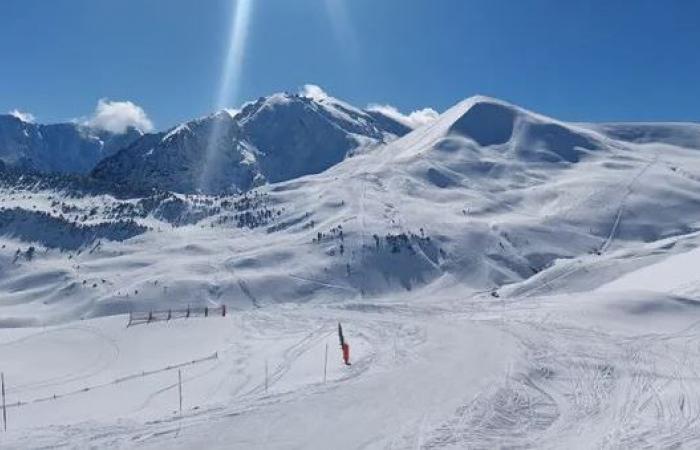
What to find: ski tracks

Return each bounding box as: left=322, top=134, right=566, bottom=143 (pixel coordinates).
left=418, top=317, right=700, bottom=449
left=600, top=153, right=659, bottom=254
left=0, top=325, right=120, bottom=396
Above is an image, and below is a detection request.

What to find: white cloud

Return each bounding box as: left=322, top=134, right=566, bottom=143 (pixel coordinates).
left=8, top=109, right=36, bottom=123
left=366, top=104, right=439, bottom=130
left=87, top=99, right=154, bottom=134
left=299, top=84, right=329, bottom=101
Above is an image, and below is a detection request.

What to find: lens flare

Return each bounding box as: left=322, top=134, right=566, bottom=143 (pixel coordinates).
left=200, top=0, right=254, bottom=193
left=217, top=0, right=253, bottom=111
left=324, top=0, right=359, bottom=62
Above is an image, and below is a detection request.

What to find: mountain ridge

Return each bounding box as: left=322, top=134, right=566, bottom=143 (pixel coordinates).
left=91, top=91, right=415, bottom=193
left=0, top=114, right=143, bottom=174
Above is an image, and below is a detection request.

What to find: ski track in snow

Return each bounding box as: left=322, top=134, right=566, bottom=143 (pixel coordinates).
left=287, top=274, right=359, bottom=294
left=0, top=325, right=120, bottom=395
left=599, top=152, right=659, bottom=254
left=416, top=315, right=700, bottom=449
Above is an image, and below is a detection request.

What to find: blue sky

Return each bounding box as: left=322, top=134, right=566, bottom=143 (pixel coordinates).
left=1, top=0, right=699, bottom=130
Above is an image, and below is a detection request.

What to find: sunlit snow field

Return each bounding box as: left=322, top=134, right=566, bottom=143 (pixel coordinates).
left=2, top=96, right=700, bottom=448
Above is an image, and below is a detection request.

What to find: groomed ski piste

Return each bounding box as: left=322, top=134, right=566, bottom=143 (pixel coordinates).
left=2, top=96, right=700, bottom=448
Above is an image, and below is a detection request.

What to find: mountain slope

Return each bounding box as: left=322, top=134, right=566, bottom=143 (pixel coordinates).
left=0, top=114, right=142, bottom=174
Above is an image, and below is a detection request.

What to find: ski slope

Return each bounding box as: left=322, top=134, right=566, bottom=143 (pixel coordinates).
left=0, top=300, right=515, bottom=449
left=3, top=261, right=700, bottom=449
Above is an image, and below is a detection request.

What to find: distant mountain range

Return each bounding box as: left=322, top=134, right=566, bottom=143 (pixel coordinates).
left=3, top=90, right=699, bottom=200
left=1, top=91, right=416, bottom=194
left=0, top=114, right=143, bottom=174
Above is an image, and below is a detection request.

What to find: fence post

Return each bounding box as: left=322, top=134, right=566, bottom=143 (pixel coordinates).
left=186, top=305, right=190, bottom=318
left=178, top=369, right=183, bottom=417
left=147, top=311, right=153, bottom=323
left=222, top=305, right=226, bottom=317
left=168, top=309, right=172, bottom=321
left=2, top=372, right=7, bottom=432
left=205, top=307, right=208, bottom=317
left=323, top=343, right=328, bottom=384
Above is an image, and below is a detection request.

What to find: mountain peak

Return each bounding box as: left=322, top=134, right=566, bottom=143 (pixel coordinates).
left=463, top=94, right=509, bottom=105
left=381, top=94, right=606, bottom=166
left=92, top=88, right=414, bottom=193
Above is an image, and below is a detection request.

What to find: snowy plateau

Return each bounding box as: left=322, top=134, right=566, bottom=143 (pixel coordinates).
left=2, top=91, right=700, bottom=449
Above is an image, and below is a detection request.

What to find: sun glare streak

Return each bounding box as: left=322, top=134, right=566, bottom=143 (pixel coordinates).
left=217, top=0, right=253, bottom=110
left=324, top=0, right=359, bottom=62
left=200, top=0, right=254, bottom=193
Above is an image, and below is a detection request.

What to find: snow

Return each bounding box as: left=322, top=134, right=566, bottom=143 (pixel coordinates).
left=3, top=93, right=700, bottom=448
left=599, top=243, right=700, bottom=296
left=162, top=123, right=191, bottom=142
left=7, top=110, right=36, bottom=124
left=0, top=300, right=515, bottom=449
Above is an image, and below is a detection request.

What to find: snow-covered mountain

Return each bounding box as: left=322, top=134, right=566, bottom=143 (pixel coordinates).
left=4, top=94, right=700, bottom=448
left=91, top=92, right=413, bottom=193
left=0, top=114, right=142, bottom=174
left=3, top=94, right=700, bottom=317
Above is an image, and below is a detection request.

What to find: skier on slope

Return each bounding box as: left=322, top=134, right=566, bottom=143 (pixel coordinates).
left=338, top=322, right=351, bottom=366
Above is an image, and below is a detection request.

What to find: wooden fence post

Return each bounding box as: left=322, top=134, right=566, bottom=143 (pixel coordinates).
left=178, top=369, right=183, bottom=417
left=323, top=343, right=328, bottom=384
left=2, top=372, right=7, bottom=432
